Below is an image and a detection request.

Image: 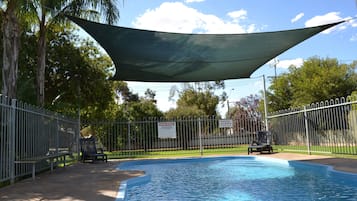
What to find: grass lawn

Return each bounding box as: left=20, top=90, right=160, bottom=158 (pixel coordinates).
left=105, top=145, right=357, bottom=160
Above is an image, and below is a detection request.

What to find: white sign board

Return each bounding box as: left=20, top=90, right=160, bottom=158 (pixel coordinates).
left=158, top=121, right=177, bottom=138
left=219, top=119, right=233, bottom=128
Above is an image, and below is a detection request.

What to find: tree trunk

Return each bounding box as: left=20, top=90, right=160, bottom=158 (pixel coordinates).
left=36, top=14, right=46, bottom=107
left=2, top=7, right=20, bottom=99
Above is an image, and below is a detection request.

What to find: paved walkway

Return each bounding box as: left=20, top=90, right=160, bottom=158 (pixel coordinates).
left=0, top=161, right=143, bottom=201
left=259, top=153, right=357, bottom=173
left=0, top=153, right=356, bottom=201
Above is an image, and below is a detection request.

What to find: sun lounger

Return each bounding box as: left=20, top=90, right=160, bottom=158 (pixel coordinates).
left=80, top=137, right=107, bottom=162
left=248, top=131, right=273, bottom=154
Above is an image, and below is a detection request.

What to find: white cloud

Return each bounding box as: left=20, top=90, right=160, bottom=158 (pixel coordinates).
left=227, top=9, right=247, bottom=22
left=305, top=12, right=356, bottom=35
left=305, top=12, right=343, bottom=34
left=185, top=0, right=205, bottom=3
left=132, top=2, right=255, bottom=34
left=253, top=80, right=263, bottom=88
left=350, top=18, right=357, bottom=27
left=351, top=33, right=357, bottom=42
left=291, top=12, right=304, bottom=23
left=305, top=12, right=342, bottom=27
left=268, top=58, right=304, bottom=69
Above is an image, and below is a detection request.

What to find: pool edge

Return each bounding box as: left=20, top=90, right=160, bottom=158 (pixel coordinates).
left=115, top=155, right=357, bottom=201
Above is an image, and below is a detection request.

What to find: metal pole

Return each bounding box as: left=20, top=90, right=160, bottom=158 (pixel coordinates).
left=128, top=121, right=131, bottom=150
left=198, top=118, right=203, bottom=156
left=304, top=106, right=311, bottom=155
left=56, top=118, right=59, bottom=154
left=77, top=108, right=81, bottom=161
left=10, top=99, right=16, bottom=184
left=263, top=75, right=269, bottom=131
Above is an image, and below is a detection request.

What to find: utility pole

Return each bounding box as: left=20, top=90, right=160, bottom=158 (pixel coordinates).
left=227, top=88, right=235, bottom=116
left=273, top=58, right=279, bottom=79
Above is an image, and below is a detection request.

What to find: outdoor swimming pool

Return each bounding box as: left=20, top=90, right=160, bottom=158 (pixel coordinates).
left=117, top=156, right=357, bottom=201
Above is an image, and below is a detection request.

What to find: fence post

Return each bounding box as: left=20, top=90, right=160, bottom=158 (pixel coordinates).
left=198, top=118, right=203, bottom=156
left=10, top=99, right=17, bottom=184
left=128, top=121, right=131, bottom=150
left=56, top=118, right=60, bottom=154
left=303, top=106, right=311, bottom=155
left=77, top=109, right=81, bottom=161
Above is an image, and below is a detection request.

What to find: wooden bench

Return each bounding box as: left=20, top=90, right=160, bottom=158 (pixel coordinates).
left=14, top=152, right=69, bottom=180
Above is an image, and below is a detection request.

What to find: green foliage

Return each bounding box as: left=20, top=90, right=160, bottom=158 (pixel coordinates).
left=1, top=18, right=36, bottom=103
left=36, top=25, right=117, bottom=121
left=177, top=89, right=219, bottom=116
left=114, top=81, right=139, bottom=103
left=125, top=100, right=164, bottom=120
left=114, top=87, right=163, bottom=121
left=267, top=57, right=357, bottom=112
left=166, top=81, right=223, bottom=118
left=165, top=105, right=206, bottom=119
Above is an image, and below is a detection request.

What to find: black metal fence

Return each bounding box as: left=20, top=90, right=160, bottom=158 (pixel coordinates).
left=0, top=95, right=79, bottom=184
left=2, top=94, right=357, bottom=184
left=83, top=116, right=264, bottom=158
left=269, top=96, right=357, bottom=155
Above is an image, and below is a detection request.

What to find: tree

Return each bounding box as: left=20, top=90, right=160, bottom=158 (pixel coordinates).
left=26, top=0, right=119, bottom=106
left=43, top=25, right=117, bottom=121
left=114, top=81, right=139, bottom=104
left=165, top=105, right=206, bottom=119
left=167, top=81, right=225, bottom=117
left=265, top=74, right=293, bottom=112
left=144, top=88, right=156, bottom=103
left=116, top=87, right=163, bottom=120
left=1, top=0, right=21, bottom=99
left=127, top=100, right=163, bottom=120
left=228, top=94, right=264, bottom=132
left=267, top=57, right=357, bottom=112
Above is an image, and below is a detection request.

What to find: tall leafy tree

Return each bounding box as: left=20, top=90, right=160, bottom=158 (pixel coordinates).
left=115, top=86, right=163, bottom=120
left=228, top=94, right=264, bottom=132
left=166, top=82, right=223, bottom=118
left=0, top=0, right=21, bottom=98
left=267, top=57, right=357, bottom=112
left=26, top=0, right=119, bottom=106
left=45, top=25, right=117, bottom=120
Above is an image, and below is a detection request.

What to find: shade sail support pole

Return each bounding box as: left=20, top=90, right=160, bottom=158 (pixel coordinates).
left=263, top=75, right=269, bottom=131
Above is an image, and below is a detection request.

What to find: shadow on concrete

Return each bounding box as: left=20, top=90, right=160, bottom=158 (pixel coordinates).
left=0, top=161, right=143, bottom=201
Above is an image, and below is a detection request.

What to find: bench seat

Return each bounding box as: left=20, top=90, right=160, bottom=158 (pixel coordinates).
left=14, top=152, right=69, bottom=180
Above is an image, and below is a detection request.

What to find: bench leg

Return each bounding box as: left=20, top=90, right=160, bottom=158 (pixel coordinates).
left=50, top=159, right=54, bottom=172
left=32, top=163, right=36, bottom=180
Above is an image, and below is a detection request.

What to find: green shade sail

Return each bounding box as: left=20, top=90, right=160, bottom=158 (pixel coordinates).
left=67, top=15, right=342, bottom=82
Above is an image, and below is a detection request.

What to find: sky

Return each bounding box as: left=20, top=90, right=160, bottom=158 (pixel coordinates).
left=84, top=0, right=357, bottom=115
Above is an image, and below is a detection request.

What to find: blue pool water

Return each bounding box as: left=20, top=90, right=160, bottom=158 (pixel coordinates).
left=118, top=156, right=357, bottom=201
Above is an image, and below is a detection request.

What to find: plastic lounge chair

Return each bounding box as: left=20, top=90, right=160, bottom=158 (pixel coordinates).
left=80, top=136, right=108, bottom=163
left=248, top=131, right=273, bottom=154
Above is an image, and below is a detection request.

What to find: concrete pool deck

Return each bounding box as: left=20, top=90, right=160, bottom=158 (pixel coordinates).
left=0, top=153, right=356, bottom=201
